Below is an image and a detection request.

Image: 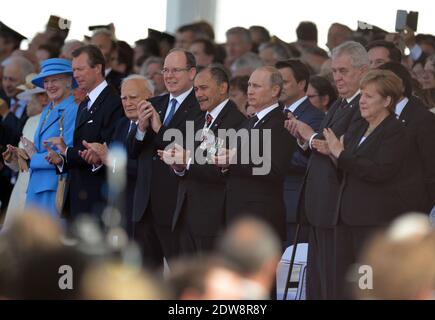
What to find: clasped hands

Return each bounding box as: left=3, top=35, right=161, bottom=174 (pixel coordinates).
left=137, top=100, right=161, bottom=133
left=157, top=143, right=236, bottom=171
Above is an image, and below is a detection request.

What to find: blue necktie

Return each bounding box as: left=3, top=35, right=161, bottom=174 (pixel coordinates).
left=163, top=98, right=177, bottom=127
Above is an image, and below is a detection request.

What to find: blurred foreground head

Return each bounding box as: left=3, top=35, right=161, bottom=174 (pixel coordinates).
left=356, top=213, right=435, bottom=300
left=217, top=217, right=282, bottom=298
left=81, top=262, right=167, bottom=299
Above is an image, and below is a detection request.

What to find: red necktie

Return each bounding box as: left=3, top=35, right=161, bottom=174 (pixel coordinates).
left=205, top=114, right=213, bottom=127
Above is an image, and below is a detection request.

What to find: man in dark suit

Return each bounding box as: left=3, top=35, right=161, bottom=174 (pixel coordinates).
left=276, top=60, right=325, bottom=245
left=128, top=49, right=201, bottom=269
left=78, top=75, right=154, bottom=237
left=214, top=66, right=296, bottom=243
left=159, top=65, right=245, bottom=255
left=48, top=45, right=123, bottom=220
left=286, top=41, right=369, bottom=299
left=379, top=62, right=435, bottom=212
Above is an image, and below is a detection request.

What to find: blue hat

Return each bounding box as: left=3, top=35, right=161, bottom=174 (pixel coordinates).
left=32, top=58, right=78, bottom=89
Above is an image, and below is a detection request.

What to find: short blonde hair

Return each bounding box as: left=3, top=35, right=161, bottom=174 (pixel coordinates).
left=360, top=69, right=404, bottom=113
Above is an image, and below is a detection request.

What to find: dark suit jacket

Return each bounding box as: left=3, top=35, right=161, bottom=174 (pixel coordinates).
left=62, top=85, right=123, bottom=217
left=225, top=105, right=297, bottom=241
left=172, top=100, right=246, bottom=236
left=397, top=96, right=435, bottom=211
left=298, top=94, right=362, bottom=227
left=129, top=89, right=202, bottom=226
left=283, top=98, right=325, bottom=224
left=337, top=114, right=410, bottom=226
left=112, top=117, right=138, bottom=233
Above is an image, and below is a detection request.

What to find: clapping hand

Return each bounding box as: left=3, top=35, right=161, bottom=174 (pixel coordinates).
left=311, top=139, right=331, bottom=156
left=137, top=100, right=153, bottom=132
left=43, top=141, right=63, bottom=165
left=211, top=148, right=237, bottom=168
left=323, top=128, right=344, bottom=159
left=21, top=137, right=37, bottom=158
left=284, top=113, right=315, bottom=144
left=79, top=140, right=108, bottom=166
left=45, top=136, right=67, bottom=155
left=157, top=143, right=190, bottom=172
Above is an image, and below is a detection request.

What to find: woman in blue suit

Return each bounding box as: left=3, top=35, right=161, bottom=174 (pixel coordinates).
left=22, top=58, right=78, bottom=217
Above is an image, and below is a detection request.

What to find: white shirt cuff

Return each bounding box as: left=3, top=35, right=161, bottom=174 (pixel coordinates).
left=173, top=157, right=192, bottom=176
left=92, top=164, right=103, bottom=172
left=135, top=128, right=146, bottom=141
left=308, top=133, right=318, bottom=150
left=57, top=156, right=65, bottom=172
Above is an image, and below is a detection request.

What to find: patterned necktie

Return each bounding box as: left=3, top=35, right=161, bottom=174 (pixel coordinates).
left=163, top=98, right=177, bottom=127
left=77, top=96, right=90, bottom=123
left=80, top=96, right=90, bottom=112
left=205, top=114, right=213, bottom=127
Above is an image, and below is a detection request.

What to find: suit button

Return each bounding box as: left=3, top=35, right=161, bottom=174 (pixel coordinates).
left=152, top=156, right=157, bottom=161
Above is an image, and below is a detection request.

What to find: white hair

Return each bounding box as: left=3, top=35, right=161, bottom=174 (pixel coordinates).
left=332, top=41, right=369, bottom=68
left=121, top=74, right=155, bottom=96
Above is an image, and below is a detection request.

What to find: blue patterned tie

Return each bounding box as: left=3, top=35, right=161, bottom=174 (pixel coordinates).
left=163, top=98, right=177, bottom=126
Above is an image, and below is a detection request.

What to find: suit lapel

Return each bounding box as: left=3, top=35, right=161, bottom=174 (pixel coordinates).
left=156, top=95, right=170, bottom=123
left=292, top=98, right=309, bottom=119
left=76, top=86, right=110, bottom=129
left=328, top=94, right=360, bottom=128
left=39, top=104, right=66, bottom=137
left=166, top=90, right=195, bottom=129
left=255, top=105, right=282, bottom=129
left=208, top=100, right=233, bottom=133
left=353, top=115, right=394, bottom=154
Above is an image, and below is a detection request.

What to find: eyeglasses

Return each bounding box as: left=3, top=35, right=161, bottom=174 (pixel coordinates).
left=43, top=76, right=68, bottom=86
left=161, top=67, right=191, bottom=75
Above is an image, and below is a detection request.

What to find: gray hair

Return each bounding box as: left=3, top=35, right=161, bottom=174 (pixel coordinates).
left=61, top=40, right=84, bottom=57
left=226, top=27, right=252, bottom=44
left=231, top=52, right=263, bottom=76
left=332, top=40, right=369, bottom=68
left=258, top=42, right=290, bottom=62
left=1, top=56, right=35, bottom=78
left=139, top=56, right=164, bottom=76
left=121, top=74, right=155, bottom=96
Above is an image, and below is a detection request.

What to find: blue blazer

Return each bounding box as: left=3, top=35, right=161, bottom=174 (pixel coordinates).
left=27, top=95, right=78, bottom=195
left=284, top=98, right=325, bottom=223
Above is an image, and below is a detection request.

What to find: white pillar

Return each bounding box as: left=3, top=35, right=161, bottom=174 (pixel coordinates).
left=166, top=0, right=217, bottom=33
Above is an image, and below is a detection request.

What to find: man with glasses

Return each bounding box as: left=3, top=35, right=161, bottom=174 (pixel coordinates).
left=128, top=48, right=201, bottom=270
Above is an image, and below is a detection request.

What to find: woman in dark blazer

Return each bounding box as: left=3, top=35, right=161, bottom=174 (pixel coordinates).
left=313, top=69, right=409, bottom=298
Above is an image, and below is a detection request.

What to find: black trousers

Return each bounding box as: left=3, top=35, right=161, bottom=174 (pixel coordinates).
left=133, top=205, right=181, bottom=271
left=306, top=226, right=335, bottom=300
left=333, top=225, right=379, bottom=300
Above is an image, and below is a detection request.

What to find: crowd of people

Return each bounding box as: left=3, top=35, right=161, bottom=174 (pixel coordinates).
left=0, top=14, right=435, bottom=300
